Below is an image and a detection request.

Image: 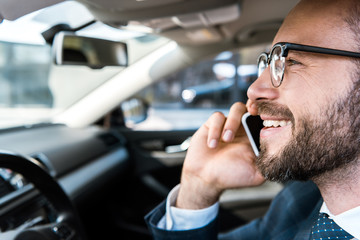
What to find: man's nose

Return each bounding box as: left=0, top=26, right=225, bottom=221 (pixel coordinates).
left=247, top=67, right=279, bottom=103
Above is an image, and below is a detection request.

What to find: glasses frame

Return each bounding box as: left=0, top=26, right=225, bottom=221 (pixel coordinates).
left=257, top=42, right=360, bottom=88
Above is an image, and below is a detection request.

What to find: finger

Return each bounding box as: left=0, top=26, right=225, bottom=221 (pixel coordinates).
left=246, top=99, right=258, bottom=116
left=204, top=111, right=226, bottom=149
left=222, top=102, right=246, bottom=142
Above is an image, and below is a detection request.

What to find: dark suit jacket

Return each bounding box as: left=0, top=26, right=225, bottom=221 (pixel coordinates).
left=145, top=181, right=322, bottom=240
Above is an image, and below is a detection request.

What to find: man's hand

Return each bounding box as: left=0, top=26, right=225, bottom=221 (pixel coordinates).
left=176, top=101, right=265, bottom=209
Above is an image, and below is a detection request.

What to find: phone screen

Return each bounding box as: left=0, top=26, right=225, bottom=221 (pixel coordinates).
left=241, top=112, right=263, bottom=156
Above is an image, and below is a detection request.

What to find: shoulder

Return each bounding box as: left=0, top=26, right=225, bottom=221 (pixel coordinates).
left=261, top=181, right=322, bottom=237
left=219, top=181, right=321, bottom=240
left=268, top=180, right=321, bottom=215
left=280, top=180, right=321, bottom=206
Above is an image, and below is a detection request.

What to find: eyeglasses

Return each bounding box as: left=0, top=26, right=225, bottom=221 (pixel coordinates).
left=257, top=42, right=360, bottom=88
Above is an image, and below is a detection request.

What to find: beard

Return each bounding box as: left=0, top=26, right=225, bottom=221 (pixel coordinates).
left=256, top=81, right=360, bottom=183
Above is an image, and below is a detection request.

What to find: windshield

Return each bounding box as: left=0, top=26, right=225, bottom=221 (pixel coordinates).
left=0, top=2, right=168, bottom=129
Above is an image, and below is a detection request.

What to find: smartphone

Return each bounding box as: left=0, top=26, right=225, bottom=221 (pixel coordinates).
left=241, top=112, right=263, bottom=156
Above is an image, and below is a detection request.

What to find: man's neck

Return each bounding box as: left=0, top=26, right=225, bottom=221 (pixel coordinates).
left=313, top=164, right=360, bottom=215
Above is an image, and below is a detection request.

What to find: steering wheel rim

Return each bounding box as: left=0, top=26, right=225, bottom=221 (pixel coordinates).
left=0, top=150, right=87, bottom=240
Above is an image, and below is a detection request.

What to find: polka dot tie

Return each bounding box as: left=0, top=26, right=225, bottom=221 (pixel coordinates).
left=310, top=213, right=355, bottom=240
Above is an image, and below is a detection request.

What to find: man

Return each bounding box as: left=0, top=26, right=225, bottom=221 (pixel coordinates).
left=145, top=0, right=360, bottom=239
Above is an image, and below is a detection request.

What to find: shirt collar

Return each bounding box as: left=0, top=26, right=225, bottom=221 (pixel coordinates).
left=320, top=202, right=360, bottom=239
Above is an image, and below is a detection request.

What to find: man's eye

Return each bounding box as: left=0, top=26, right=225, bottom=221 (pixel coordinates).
left=287, top=59, right=301, bottom=66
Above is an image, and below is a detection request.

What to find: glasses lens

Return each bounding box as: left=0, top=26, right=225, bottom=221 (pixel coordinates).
left=270, top=46, right=285, bottom=87
left=257, top=53, right=268, bottom=77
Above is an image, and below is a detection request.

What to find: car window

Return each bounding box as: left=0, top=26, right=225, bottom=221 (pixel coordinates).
left=130, top=43, right=270, bottom=130
left=0, top=1, right=169, bottom=130
left=0, top=42, right=52, bottom=107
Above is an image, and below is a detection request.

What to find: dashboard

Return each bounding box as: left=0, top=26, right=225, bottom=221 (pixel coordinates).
left=0, top=124, right=130, bottom=236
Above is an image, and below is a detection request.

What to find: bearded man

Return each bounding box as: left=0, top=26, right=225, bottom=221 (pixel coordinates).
left=146, top=0, right=360, bottom=239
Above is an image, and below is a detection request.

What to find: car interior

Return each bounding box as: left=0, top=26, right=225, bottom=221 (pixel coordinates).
left=0, top=0, right=299, bottom=239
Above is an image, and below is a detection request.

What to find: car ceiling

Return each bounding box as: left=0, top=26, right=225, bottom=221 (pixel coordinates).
left=1, top=0, right=299, bottom=46
left=78, top=0, right=300, bottom=45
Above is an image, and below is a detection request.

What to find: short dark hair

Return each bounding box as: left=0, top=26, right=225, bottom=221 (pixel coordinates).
left=344, top=2, right=360, bottom=51
left=343, top=2, right=360, bottom=81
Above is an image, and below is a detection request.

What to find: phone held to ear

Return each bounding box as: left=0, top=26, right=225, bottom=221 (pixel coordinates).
left=241, top=112, right=263, bottom=157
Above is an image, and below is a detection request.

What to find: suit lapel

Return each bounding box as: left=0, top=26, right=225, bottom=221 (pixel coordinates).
left=294, top=198, right=323, bottom=240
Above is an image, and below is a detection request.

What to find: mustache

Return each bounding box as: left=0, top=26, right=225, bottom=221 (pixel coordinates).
left=257, top=101, right=295, bottom=123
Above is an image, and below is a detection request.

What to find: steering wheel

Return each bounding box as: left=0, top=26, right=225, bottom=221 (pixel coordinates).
left=0, top=151, right=87, bottom=240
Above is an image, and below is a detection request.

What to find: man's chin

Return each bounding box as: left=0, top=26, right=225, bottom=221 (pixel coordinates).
left=256, top=146, right=303, bottom=183
left=259, top=142, right=285, bottom=161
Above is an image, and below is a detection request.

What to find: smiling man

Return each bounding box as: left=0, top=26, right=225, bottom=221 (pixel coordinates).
left=146, top=0, right=360, bottom=239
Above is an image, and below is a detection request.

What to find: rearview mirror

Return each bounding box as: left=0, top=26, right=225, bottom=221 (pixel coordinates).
left=52, top=32, right=128, bottom=69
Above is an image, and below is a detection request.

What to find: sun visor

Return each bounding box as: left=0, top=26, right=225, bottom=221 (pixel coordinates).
left=0, top=0, right=64, bottom=21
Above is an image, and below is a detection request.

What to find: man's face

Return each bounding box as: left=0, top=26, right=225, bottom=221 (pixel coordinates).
left=247, top=0, right=360, bottom=182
